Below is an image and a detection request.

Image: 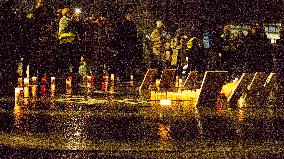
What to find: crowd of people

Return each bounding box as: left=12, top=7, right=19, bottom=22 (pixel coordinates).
left=150, top=20, right=283, bottom=77
left=0, top=0, right=283, bottom=96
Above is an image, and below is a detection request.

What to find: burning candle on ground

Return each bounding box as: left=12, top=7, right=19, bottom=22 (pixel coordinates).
left=66, top=76, right=72, bottom=97
left=23, top=78, right=29, bottom=98
left=50, top=77, right=56, bottom=98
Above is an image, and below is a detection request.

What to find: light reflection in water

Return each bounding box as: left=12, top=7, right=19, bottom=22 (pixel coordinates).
left=13, top=102, right=23, bottom=130
left=31, top=85, right=37, bottom=103
left=158, top=123, right=171, bottom=148
left=65, top=116, right=87, bottom=150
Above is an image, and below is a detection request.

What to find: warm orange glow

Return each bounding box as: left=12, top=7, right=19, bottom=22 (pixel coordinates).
left=159, top=124, right=170, bottom=141
left=110, top=74, right=115, bottom=81
left=150, top=90, right=200, bottom=101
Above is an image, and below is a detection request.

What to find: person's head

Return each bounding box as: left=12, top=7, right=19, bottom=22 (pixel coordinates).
left=255, top=21, right=263, bottom=28
left=61, top=7, right=70, bottom=17
left=125, top=11, right=134, bottom=21
left=223, top=25, right=231, bottom=33
left=124, top=6, right=135, bottom=21
left=251, top=26, right=257, bottom=35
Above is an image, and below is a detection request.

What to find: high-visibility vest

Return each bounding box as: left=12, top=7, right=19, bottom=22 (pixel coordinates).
left=187, top=37, right=197, bottom=49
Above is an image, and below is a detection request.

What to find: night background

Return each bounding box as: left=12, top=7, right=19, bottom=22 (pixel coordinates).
left=13, top=0, right=284, bottom=35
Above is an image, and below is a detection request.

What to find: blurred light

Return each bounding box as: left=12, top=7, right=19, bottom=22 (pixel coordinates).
left=75, top=8, right=81, bottom=14
left=160, top=99, right=171, bottom=106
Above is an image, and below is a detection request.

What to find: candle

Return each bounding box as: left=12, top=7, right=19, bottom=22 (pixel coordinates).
left=51, top=77, right=55, bottom=85
left=31, top=85, right=37, bottom=103
left=31, top=77, right=37, bottom=85
left=31, top=85, right=36, bottom=97
left=150, top=91, right=156, bottom=101
left=15, top=88, right=21, bottom=104
left=111, top=74, right=115, bottom=81
left=87, top=76, right=91, bottom=88
left=23, top=78, right=29, bottom=98
left=179, top=79, right=183, bottom=88
left=66, top=76, right=72, bottom=97
left=18, top=78, right=23, bottom=87
left=102, top=75, right=108, bottom=92
left=24, top=78, right=29, bottom=87
left=50, top=84, right=55, bottom=98
left=156, top=79, right=160, bottom=87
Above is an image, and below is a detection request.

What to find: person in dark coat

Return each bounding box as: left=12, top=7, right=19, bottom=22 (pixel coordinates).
left=114, top=7, right=139, bottom=81
left=245, top=26, right=273, bottom=72
left=29, top=0, right=56, bottom=78
left=0, top=0, right=20, bottom=96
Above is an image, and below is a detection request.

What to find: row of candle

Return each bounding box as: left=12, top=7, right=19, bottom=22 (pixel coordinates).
left=150, top=89, right=201, bottom=101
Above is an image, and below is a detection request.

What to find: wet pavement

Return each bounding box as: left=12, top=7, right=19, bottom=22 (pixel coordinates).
left=0, top=80, right=284, bottom=158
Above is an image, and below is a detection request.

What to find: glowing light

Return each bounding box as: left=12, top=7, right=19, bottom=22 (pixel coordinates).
left=221, top=82, right=238, bottom=98
left=18, top=78, right=23, bottom=87
left=238, top=97, right=245, bottom=108
left=110, top=74, right=115, bottom=81
left=75, top=8, right=81, bottom=14
left=23, top=78, right=29, bottom=98
left=160, top=99, right=171, bottom=106
left=15, top=88, right=21, bottom=104
left=66, top=76, right=72, bottom=98
left=50, top=77, right=56, bottom=98
left=31, top=77, right=37, bottom=85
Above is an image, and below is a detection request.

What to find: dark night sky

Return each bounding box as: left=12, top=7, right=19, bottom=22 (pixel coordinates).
left=16, top=0, right=284, bottom=28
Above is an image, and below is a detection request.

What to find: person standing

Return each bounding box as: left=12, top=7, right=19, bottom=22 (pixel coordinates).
left=58, top=7, right=80, bottom=76
left=0, top=0, right=19, bottom=96
left=30, top=0, right=56, bottom=78
left=114, top=7, right=139, bottom=81
left=171, top=28, right=185, bottom=76
left=150, top=20, right=166, bottom=71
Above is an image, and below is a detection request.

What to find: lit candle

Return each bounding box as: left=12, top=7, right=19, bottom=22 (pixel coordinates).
left=156, top=79, right=160, bottom=87
left=24, top=78, right=29, bottom=86
left=87, top=76, right=91, bottom=88
left=175, top=76, right=179, bottom=88
left=66, top=76, right=72, bottom=97
left=109, top=82, right=115, bottom=95
left=31, top=85, right=37, bottom=97
left=130, top=75, right=134, bottom=86
left=31, top=77, right=37, bottom=85
left=18, top=78, right=23, bottom=87
left=51, top=77, right=55, bottom=85
left=111, top=74, right=115, bottom=81
left=24, top=78, right=29, bottom=98
left=150, top=91, right=156, bottom=101
left=179, top=79, right=183, bottom=88
left=31, top=85, right=37, bottom=103
left=102, top=75, right=108, bottom=92
left=130, top=75, right=134, bottom=81
left=15, top=88, right=21, bottom=104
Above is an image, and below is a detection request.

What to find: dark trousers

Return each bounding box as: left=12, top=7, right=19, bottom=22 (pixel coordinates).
left=57, top=42, right=81, bottom=76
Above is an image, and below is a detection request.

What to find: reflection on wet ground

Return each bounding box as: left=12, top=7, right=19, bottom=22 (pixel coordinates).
left=0, top=80, right=284, bottom=158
